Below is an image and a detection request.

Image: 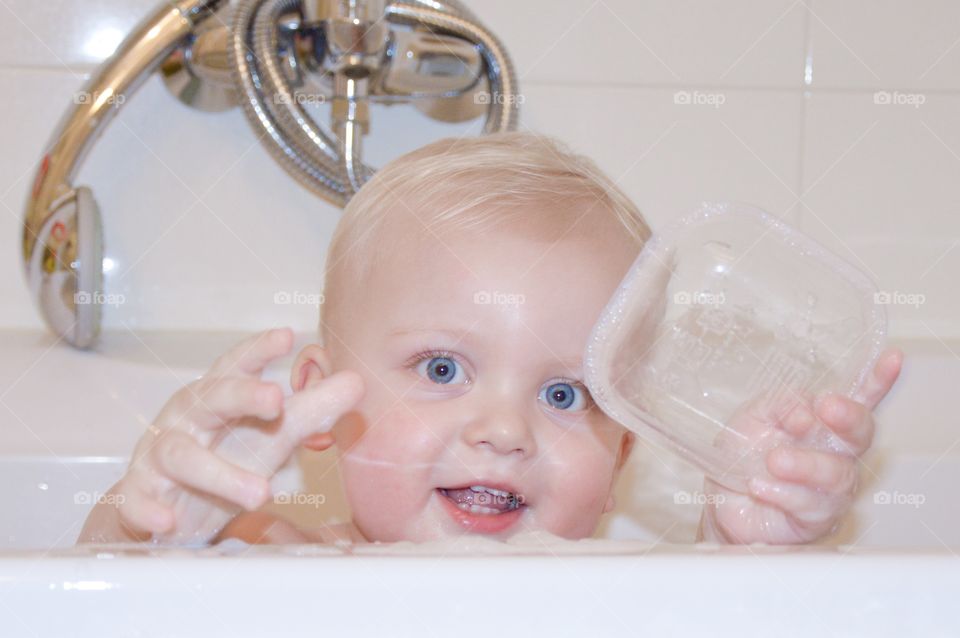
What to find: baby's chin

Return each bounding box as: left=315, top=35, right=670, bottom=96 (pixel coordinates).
left=354, top=511, right=602, bottom=547
left=359, top=519, right=584, bottom=552
left=351, top=493, right=534, bottom=544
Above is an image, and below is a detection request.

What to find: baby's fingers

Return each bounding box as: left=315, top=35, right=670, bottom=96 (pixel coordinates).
left=853, top=347, right=904, bottom=410
left=767, top=446, right=859, bottom=493
left=207, top=327, right=294, bottom=379
left=116, top=482, right=174, bottom=536
left=153, top=431, right=271, bottom=510
left=282, top=370, right=365, bottom=445
left=814, top=393, right=873, bottom=455
left=747, top=478, right=838, bottom=527
left=748, top=477, right=820, bottom=514
left=165, top=377, right=283, bottom=432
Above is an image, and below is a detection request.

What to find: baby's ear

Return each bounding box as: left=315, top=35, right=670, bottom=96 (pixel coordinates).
left=614, top=431, right=635, bottom=474
left=604, top=431, right=636, bottom=514
left=290, top=343, right=334, bottom=392
left=291, top=344, right=338, bottom=452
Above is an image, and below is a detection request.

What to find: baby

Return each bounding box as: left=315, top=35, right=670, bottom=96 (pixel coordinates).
left=79, top=132, right=902, bottom=546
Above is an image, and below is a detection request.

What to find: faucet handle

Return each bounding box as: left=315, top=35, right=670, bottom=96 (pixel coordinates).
left=26, top=186, right=103, bottom=348
left=302, top=0, right=386, bottom=23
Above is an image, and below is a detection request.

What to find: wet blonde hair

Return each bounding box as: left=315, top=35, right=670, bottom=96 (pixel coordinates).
left=319, top=131, right=650, bottom=337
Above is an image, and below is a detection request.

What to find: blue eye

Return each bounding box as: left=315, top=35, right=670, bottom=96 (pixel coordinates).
left=539, top=381, right=588, bottom=411
left=415, top=355, right=467, bottom=385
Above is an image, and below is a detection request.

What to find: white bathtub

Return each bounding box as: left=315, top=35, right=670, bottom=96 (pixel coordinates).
left=1, top=330, right=958, bottom=636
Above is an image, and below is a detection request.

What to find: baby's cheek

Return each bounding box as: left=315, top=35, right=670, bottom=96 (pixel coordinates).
left=338, top=405, right=445, bottom=540
left=539, top=434, right=620, bottom=537
left=357, top=405, right=442, bottom=462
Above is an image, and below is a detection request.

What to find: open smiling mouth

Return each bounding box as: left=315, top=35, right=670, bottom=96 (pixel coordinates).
left=439, top=485, right=524, bottom=514
left=437, top=484, right=527, bottom=533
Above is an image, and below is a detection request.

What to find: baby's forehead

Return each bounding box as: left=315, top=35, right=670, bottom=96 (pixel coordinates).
left=374, top=194, right=630, bottom=264
left=322, top=193, right=640, bottom=335
left=384, top=220, right=620, bottom=285
left=325, top=205, right=634, bottom=329
left=371, top=237, right=625, bottom=333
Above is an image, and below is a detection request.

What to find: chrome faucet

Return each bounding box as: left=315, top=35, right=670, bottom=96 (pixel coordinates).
left=22, top=0, right=519, bottom=348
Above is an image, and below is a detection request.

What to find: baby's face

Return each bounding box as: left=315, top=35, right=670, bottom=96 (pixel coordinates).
left=320, top=208, right=639, bottom=542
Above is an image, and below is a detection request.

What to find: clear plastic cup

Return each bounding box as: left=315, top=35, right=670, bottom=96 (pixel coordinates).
left=584, top=202, right=886, bottom=494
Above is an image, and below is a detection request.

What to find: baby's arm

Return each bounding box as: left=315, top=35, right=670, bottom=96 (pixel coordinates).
left=77, top=328, right=363, bottom=545
left=696, top=347, right=903, bottom=545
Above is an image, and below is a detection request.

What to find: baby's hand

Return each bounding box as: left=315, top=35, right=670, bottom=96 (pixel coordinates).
left=78, top=328, right=363, bottom=545
left=697, top=347, right=903, bottom=545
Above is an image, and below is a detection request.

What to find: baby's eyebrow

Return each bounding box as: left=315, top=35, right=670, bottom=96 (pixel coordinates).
left=387, top=326, right=479, bottom=344
left=554, top=356, right=584, bottom=377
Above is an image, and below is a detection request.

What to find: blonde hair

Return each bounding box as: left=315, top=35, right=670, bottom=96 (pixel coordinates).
left=319, top=131, right=650, bottom=335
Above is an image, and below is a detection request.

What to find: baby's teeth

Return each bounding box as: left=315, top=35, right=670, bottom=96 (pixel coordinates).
left=468, top=485, right=511, bottom=498
left=455, top=502, right=499, bottom=515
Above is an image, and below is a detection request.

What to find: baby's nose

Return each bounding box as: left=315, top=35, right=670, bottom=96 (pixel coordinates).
left=462, top=411, right=536, bottom=457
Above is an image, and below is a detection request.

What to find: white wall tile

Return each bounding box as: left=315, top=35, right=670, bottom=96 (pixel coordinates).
left=0, top=0, right=156, bottom=69
left=480, top=0, right=807, bottom=88
left=801, top=91, right=960, bottom=340
left=807, top=0, right=960, bottom=90
left=519, top=85, right=804, bottom=229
